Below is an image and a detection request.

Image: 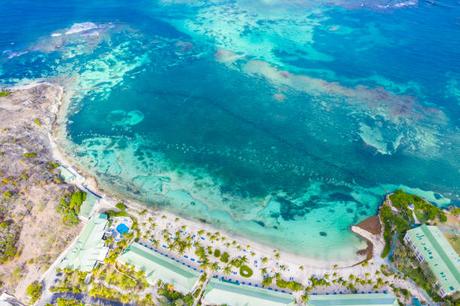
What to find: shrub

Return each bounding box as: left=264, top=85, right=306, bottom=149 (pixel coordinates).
left=23, top=152, right=37, bottom=158
left=46, top=161, right=60, bottom=170
left=57, top=190, right=87, bottom=225
left=33, top=118, right=42, bottom=126
left=0, top=221, right=19, bottom=263
left=239, top=265, right=253, bottom=278
left=2, top=190, right=12, bottom=200
left=220, top=252, right=229, bottom=263
left=276, top=277, right=303, bottom=291
left=214, top=249, right=221, bottom=258
left=26, top=281, right=43, bottom=304
left=115, top=202, right=127, bottom=211
left=55, top=298, right=84, bottom=306
left=0, top=90, right=11, bottom=97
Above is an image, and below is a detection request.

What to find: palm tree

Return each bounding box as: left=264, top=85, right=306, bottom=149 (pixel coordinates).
left=262, top=276, right=273, bottom=287
left=261, top=267, right=268, bottom=275
left=210, top=262, right=219, bottom=272
left=223, top=265, right=232, bottom=275
left=200, top=258, right=210, bottom=270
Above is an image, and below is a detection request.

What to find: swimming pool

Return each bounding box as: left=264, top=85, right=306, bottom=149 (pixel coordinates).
left=116, top=223, right=129, bottom=235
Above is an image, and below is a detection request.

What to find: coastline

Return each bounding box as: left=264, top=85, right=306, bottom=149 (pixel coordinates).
left=48, top=81, right=367, bottom=269
left=1, top=81, right=437, bottom=305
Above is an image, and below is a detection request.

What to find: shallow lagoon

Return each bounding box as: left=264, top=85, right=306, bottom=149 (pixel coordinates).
left=1, top=0, right=460, bottom=261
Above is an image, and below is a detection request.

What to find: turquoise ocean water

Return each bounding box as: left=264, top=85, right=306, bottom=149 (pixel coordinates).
left=1, top=0, right=460, bottom=261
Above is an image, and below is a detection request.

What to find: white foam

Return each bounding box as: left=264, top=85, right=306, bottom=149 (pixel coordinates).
left=64, top=22, right=99, bottom=35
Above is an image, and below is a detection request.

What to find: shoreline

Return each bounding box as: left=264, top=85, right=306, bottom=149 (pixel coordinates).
left=47, top=80, right=368, bottom=269
left=2, top=81, right=436, bottom=304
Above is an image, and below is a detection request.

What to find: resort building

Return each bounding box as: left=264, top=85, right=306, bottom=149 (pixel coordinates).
left=58, top=165, right=77, bottom=183
left=78, top=190, right=99, bottom=220
left=59, top=214, right=109, bottom=272
left=202, top=278, right=295, bottom=306
left=307, top=293, right=398, bottom=306
left=404, top=224, right=460, bottom=298
left=118, top=242, right=200, bottom=293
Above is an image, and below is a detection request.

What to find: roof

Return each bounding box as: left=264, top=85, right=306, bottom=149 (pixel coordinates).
left=405, top=224, right=460, bottom=295
left=58, top=166, right=76, bottom=183
left=59, top=214, right=108, bottom=271
left=307, top=293, right=398, bottom=306
left=79, top=191, right=98, bottom=219
left=118, top=242, right=199, bottom=293
left=203, top=278, right=295, bottom=306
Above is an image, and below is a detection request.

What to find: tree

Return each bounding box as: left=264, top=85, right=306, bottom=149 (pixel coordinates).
left=26, top=281, right=43, bottom=304
left=56, top=298, right=84, bottom=306
left=223, top=265, right=232, bottom=275
left=262, top=276, right=273, bottom=287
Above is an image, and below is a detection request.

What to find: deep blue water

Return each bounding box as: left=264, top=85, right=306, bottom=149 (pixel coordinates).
left=1, top=0, right=460, bottom=261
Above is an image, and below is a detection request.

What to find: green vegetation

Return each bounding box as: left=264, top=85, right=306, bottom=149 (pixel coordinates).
left=92, top=263, right=148, bottom=291
left=54, top=298, right=84, bottom=306
left=213, top=248, right=221, bottom=258
left=446, top=234, right=460, bottom=255
left=51, top=269, right=89, bottom=294
left=105, top=209, right=128, bottom=218
left=309, top=276, right=330, bottom=288
left=2, top=190, right=12, bottom=200
left=26, top=281, right=43, bottom=304
left=380, top=205, right=408, bottom=258
left=0, top=90, right=11, bottom=97
left=23, top=152, right=38, bottom=158
left=115, top=202, right=127, bottom=211
left=220, top=251, right=229, bottom=263
left=89, top=283, right=132, bottom=304
left=450, top=207, right=460, bottom=216
left=275, top=275, right=303, bottom=291
left=390, top=190, right=446, bottom=223
left=0, top=220, right=19, bottom=263
left=157, top=281, right=194, bottom=306
left=57, top=190, right=87, bottom=225
left=33, top=118, right=42, bottom=126
left=52, top=263, right=150, bottom=305
left=105, top=232, right=133, bottom=264
left=46, top=161, right=60, bottom=170
left=380, top=190, right=446, bottom=258
left=261, top=276, right=274, bottom=287
left=239, top=265, right=253, bottom=278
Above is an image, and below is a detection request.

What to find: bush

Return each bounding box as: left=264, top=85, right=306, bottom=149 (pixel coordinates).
left=276, top=277, right=303, bottom=291
left=46, top=161, right=60, bottom=170
left=2, top=190, right=12, bottom=200
left=58, top=190, right=87, bottom=225
left=26, top=281, right=43, bottom=304
left=214, top=249, right=221, bottom=258
left=0, top=90, right=11, bottom=97
left=239, top=265, right=253, bottom=278
left=55, top=298, right=84, bottom=306
left=33, top=118, right=42, bottom=126
left=0, top=221, right=19, bottom=263
left=115, top=202, right=127, bottom=211
left=23, top=152, right=37, bottom=158
left=220, top=252, right=229, bottom=263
